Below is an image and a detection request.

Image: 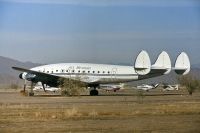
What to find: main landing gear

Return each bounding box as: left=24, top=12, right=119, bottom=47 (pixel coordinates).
left=21, top=80, right=34, bottom=96
left=89, top=86, right=99, bottom=96
left=28, top=82, right=35, bottom=96
left=90, top=89, right=99, bottom=96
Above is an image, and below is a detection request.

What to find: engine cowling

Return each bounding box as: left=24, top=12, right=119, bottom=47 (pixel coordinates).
left=19, top=72, right=36, bottom=81
left=19, top=72, right=27, bottom=79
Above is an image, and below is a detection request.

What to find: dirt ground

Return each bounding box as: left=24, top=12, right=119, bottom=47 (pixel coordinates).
left=0, top=88, right=200, bottom=133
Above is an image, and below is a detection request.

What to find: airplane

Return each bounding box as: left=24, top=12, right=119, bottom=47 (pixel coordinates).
left=12, top=50, right=190, bottom=96
left=136, top=84, right=159, bottom=91
left=162, top=84, right=179, bottom=91
left=100, top=83, right=125, bottom=92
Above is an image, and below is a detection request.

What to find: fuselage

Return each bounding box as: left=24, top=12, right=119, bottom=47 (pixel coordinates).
left=31, top=63, right=138, bottom=84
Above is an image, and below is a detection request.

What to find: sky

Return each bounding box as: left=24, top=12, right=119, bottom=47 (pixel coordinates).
left=0, top=0, right=200, bottom=65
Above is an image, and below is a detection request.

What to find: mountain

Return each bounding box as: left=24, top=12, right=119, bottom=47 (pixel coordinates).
left=192, top=63, right=200, bottom=69
left=0, top=56, right=40, bottom=75
left=0, top=56, right=40, bottom=86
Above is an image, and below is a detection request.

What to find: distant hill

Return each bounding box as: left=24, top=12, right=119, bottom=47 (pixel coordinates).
left=192, top=63, right=200, bottom=69
left=0, top=56, right=40, bottom=86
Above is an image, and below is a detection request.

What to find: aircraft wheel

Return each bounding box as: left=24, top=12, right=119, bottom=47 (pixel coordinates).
left=90, top=90, right=95, bottom=96
left=90, top=90, right=99, bottom=96
left=94, top=90, right=98, bottom=95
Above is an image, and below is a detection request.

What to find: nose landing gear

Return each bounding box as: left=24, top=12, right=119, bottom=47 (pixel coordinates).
left=28, top=82, right=35, bottom=96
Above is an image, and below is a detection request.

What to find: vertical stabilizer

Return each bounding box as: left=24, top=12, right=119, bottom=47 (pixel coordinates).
left=134, top=50, right=151, bottom=75
left=174, top=52, right=190, bottom=75
left=152, top=51, right=171, bottom=74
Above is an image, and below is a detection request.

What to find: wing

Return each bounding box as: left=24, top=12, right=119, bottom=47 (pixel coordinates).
left=12, top=67, right=99, bottom=87
left=12, top=67, right=62, bottom=87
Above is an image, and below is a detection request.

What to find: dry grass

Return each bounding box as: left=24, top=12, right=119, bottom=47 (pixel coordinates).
left=0, top=89, right=200, bottom=132
left=0, top=102, right=200, bottom=121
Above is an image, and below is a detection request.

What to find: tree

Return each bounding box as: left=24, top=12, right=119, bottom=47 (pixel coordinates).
left=178, top=74, right=200, bottom=95
left=58, top=76, right=86, bottom=96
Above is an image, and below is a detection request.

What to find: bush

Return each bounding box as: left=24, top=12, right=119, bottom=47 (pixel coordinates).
left=178, top=74, right=200, bottom=95
left=58, top=77, right=86, bottom=96
left=10, top=83, right=19, bottom=89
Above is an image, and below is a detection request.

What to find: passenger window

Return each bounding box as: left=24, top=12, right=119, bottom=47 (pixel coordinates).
left=103, top=71, right=105, bottom=74
left=108, top=71, right=110, bottom=74
left=56, top=70, right=58, bottom=72
left=66, top=70, right=68, bottom=73
left=62, top=70, right=64, bottom=72
left=88, top=71, right=90, bottom=73
left=51, top=71, right=53, bottom=73
left=47, top=71, right=49, bottom=73
left=98, top=71, right=100, bottom=73
left=82, top=71, right=85, bottom=73
left=93, top=71, right=95, bottom=73
left=78, top=70, right=80, bottom=73
left=72, top=70, right=75, bottom=73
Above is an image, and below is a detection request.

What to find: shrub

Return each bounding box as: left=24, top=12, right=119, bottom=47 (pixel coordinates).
left=58, top=76, right=86, bottom=96
left=10, top=83, right=19, bottom=89
left=178, top=74, right=200, bottom=95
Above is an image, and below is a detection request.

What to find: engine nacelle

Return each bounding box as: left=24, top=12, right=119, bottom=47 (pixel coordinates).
left=19, top=72, right=36, bottom=81
left=19, top=72, right=27, bottom=79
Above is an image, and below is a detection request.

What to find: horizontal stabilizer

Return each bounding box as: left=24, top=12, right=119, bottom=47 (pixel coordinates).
left=151, top=51, right=171, bottom=74
left=134, top=50, right=151, bottom=75
left=174, top=52, right=190, bottom=75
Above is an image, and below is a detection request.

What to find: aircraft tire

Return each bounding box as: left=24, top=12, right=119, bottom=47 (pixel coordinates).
left=90, top=90, right=99, bottom=96
left=94, top=90, right=98, bottom=96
